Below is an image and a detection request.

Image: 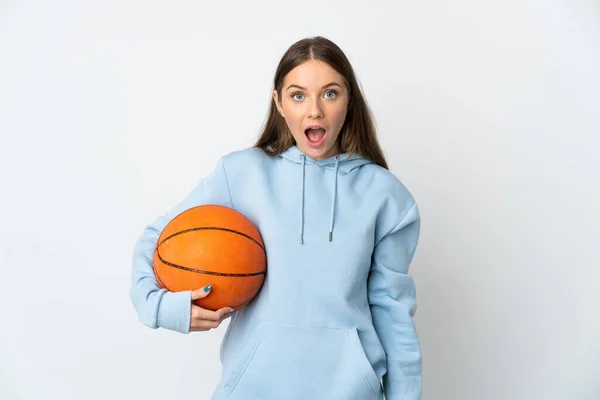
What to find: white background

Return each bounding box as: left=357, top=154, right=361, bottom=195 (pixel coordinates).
left=1, top=1, right=599, bottom=399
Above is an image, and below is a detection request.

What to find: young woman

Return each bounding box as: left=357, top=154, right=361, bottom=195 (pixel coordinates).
left=131, top=36, right=422, bottom=400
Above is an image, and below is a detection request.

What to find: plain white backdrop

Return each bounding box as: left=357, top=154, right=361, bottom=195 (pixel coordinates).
left=1, top=1, right=599, bottom=399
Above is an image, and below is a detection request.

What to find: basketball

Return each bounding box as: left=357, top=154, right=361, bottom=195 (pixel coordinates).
left=153, top=204, right=267, bottom=312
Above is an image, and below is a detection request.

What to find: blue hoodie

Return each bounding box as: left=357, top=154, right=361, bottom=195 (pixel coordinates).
left=131, top=144, right=422, bottom=400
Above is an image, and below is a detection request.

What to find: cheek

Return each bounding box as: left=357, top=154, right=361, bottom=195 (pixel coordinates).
left=286, top=116, right=303, bottom=131
left=331, top=107, right=348, bottom=127
left=284, top=110, right=304, bottom=129
left=284, top=113, right=305, bottom=139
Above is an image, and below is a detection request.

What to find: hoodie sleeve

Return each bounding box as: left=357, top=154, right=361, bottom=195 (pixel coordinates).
left=130, top=157, right=233, bottom=334
left=367, top=200, right=422, bottom=399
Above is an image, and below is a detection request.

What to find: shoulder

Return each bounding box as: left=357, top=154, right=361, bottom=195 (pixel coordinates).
left=361, top=163, right=419, bottom=230
left=363, top=163, right=415, bottom=205
left=221, top=146, right=273, bottom=166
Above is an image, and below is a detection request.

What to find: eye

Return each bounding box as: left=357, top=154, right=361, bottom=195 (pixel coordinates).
left=291, top=90, right=337, bottom=101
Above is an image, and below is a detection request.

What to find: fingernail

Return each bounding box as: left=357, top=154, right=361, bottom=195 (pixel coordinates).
left=203, top=284, right=212, bottom=292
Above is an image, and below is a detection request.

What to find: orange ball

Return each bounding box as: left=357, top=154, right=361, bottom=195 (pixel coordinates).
left=153, top=205, right=267, bottom=312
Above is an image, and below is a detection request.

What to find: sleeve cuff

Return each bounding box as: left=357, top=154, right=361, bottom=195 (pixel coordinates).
left=157, top=290, right=192, bottom=334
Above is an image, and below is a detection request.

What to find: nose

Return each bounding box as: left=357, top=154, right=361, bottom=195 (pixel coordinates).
left=308, top=97, right=323, bottom=119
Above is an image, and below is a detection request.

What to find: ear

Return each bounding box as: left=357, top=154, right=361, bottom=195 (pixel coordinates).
left=272, top=90, right=283, bottom=116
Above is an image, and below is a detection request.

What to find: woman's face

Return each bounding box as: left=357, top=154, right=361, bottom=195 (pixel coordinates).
left=273, top=59, right=349, bottom=161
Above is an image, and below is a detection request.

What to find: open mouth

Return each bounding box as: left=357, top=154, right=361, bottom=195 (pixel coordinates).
left=305, top=127, right=326, bottom=146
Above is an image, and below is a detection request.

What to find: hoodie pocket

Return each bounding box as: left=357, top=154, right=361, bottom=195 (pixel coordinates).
left=224, top=321, right=381, bottom=400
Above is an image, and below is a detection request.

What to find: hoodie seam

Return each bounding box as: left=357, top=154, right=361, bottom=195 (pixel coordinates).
left=375, top=201, right=416, bottom=247
left=220, top=158, right=234, bottom=209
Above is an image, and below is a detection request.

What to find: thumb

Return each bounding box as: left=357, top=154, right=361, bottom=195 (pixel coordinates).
left=191, top=284, right=213, bottom=301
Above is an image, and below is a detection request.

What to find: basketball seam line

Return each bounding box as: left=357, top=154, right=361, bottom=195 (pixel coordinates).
left=152, top=253, right=168, bottom=288
left=155, top=248, right=266, bottom=277
left=158, top=226, right=266, bottom=254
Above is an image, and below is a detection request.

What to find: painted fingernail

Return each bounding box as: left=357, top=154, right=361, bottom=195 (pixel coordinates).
left=203, top=285, right=212, bottom=292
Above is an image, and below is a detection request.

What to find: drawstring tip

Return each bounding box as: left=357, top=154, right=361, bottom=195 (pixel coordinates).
left=329, top=232, right=332, bottom=241
left=300, top=235, right=303, bottom=244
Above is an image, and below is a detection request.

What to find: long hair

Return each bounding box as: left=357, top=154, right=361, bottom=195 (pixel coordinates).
left=253, top=36, right=389, bottom=170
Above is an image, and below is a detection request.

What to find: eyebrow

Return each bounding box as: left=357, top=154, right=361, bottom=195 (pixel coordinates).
left=286, top=82, right=343, bottom=91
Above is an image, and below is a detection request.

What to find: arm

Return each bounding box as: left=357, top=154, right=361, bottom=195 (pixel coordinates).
left=368, top=201, right=422, bottom=399
left=130, top=157, right=233, bottom=334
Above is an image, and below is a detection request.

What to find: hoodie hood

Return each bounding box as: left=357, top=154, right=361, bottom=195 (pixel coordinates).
left=276, top=145, right=373, bottom=173
left=270, top=145, right=374, bottom=244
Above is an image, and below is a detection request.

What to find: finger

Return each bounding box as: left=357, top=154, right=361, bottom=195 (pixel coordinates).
left=190, top=318, right=221, bottom=331
left=191, top=304, right=234, bottom=322
left=190, top=309, right=234, bottom=332
left=218, top=306, right=235, bottom=318
left=191, top=285, right=213, bottom=301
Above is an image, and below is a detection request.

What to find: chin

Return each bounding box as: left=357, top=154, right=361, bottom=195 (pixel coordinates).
left=306, top=144, right=335, bottom=159
left=294, top=133, right=338, bottom=159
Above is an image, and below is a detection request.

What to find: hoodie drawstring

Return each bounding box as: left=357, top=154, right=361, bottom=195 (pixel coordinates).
left=300, top=154, right=306, bottom=244
left=299, top=153, right=340, bottom=244
left=329, top=156, right=340, bottom=241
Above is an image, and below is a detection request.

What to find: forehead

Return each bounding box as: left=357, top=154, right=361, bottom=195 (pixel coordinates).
left=283, top=59, right=344, bottom=88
